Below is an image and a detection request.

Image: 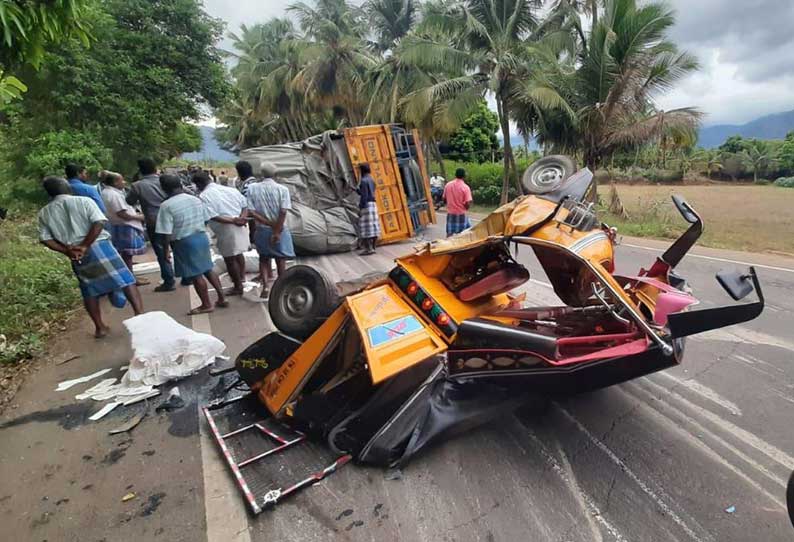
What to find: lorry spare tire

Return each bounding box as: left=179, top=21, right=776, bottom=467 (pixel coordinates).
left=268, top=265, right=341, bottom=340
left=522, top=155, right=577, bottom=194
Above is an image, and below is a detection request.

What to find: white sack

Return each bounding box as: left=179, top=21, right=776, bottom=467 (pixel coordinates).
left=122, top=311, right=226, bottom=386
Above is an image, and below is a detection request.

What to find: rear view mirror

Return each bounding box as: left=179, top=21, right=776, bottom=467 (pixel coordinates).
left=671, top=195, right=699, bottom=224
left=717, top=269, right=754, bottom=301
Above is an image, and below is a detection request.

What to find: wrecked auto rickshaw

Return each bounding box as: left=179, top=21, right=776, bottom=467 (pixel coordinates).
left=205, top=160, right=764, bottom=513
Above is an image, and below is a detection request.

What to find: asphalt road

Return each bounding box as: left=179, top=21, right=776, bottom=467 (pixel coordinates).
left=1, top=218, right=793, bottom=542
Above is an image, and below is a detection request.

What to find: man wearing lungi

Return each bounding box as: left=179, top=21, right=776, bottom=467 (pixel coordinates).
left=194, top=171, right=250, bottom=296
left=100, top=170, right=149, bottom=285
left=356, top=163, right=380, bottom=255
left=246, top=162, right=295, bottom=299
left=156, top=175, right=228, bottom=315
left=38, top=177, right=143, bottom=338
left=126, top=158, right=176, bottom=292
left=443, top=168, right=473, bottom=237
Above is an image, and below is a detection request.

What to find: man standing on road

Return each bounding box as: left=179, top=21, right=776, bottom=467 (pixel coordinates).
left=235, top=160, right=259, bottom=248
left=194, top=171, right=250, bottom=296
left=443, top=168, right=473, bottom=237
left=247, top=162, right=295, bottom=298
left=38, top=177, right=143, bottom=338
left=126, top=158, right=176, bottom=292
left=356, top=163, right=380, bottom=256
left=65, top=163, right=107, bottom=214
left=156, top=174, right=228, bottom=315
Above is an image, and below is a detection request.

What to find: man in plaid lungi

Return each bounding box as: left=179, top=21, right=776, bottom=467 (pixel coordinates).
left=38, top=177, right=143, bottom=338
left=356, top=163, right=380, bottom=255
left=443, top=168, right=473, bottom=237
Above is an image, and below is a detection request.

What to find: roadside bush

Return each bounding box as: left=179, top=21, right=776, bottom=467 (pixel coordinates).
left=645, top=168, right=683, bottom=183
left=442, top=157, right=535, bottom=204
left=774, top=177, right=794, bottom=188
left=0, top=216, right=80, bottom=364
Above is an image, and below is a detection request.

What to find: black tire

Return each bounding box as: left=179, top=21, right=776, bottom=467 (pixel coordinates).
left=522, top=155, right=577, bottom=194
left=787, top=470, right=794, bottom=528
left=268, top=265, right=341, bottom=340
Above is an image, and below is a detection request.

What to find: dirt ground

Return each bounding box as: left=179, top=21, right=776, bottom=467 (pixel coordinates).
left=612, top=184, right=794, bottom=255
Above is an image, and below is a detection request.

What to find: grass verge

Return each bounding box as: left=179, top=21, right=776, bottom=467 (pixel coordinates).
left=0, top=215, right=81, bottom=364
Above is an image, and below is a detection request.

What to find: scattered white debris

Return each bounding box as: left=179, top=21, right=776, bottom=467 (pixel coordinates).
left=56, top=368, right=113, bottom=392
left=74, top=378, right=118, bottom=400
left=725, top=505, right=736, bottom=514
left=89, top=402, right=121, bottom=421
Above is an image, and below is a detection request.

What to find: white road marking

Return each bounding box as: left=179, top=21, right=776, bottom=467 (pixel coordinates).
left=557, top=405, right=711, bottom=542
left=624, top=384, right=786, bottom=503
left=189, top=288, right=252, bottom=542
left=642, top=378, right=794, bottom=472
left=620, top=242, right=794, bottom=274
left=654, top=372, right=743, bottom=416
left=521, top=431, right=627, bottom=542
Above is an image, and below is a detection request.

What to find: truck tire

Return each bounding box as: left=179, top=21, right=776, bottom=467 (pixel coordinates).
left=268, top=265, right=341, bottom=340
left=522, top=155, right=577, bottom=194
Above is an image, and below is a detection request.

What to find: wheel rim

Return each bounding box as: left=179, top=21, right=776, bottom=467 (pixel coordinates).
left=530, top=164, right=564, bottom=191
left=281, top=284, right=314, bottom=320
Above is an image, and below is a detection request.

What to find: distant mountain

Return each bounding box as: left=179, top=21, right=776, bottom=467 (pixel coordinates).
left=181, top=126, right=238, bottom=163
left=699, top=110, right=794, bottom=148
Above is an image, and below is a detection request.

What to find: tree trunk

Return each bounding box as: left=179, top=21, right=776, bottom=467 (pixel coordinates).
left=432, top=140, right=447, bottom=177
left=497, top=96, right=519, bottom=205
left=496, top=97, right=511, bottom=205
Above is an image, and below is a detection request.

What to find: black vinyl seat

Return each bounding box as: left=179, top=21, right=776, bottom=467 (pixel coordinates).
left=452, top=318, right=558, bottom=359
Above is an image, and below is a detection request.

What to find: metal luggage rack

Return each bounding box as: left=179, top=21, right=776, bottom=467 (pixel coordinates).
left=203, top=394, right=351, bottom=514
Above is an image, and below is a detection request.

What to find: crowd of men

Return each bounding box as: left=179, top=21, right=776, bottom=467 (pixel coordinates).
left=36, top=159, right=394, bottom=338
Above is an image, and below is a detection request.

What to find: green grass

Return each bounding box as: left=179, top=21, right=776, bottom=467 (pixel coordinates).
left=0, top=215, right=81, bottom=364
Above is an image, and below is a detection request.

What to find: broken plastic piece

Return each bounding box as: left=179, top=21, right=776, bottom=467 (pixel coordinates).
left=56, top=368, right=113, bottom=391
left=109, top=409, right=147, bottom=435
left=89, top=402, right=121, bottom=421
left=54, top=354, right=80, bottom=366
left=155, top=387, right=185, bottom=412
left=725, top=505, right=736, bottom=514
left=121, top=492, right=136, bottom=502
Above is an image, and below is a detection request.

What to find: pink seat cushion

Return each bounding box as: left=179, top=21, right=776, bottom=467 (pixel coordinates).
left=457, top=265, right=530, bottom=302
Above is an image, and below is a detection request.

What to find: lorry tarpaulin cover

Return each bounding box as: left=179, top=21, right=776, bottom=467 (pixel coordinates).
left=240, top=132, right=360, bottom=255
left=354, top=361, right=531, bottom=467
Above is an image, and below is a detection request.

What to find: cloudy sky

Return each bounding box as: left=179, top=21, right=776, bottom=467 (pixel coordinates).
left=201, top=0, right=794, bottom=127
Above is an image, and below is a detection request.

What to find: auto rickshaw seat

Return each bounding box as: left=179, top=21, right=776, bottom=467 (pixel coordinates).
left=456, top=263, right=530, bottom=302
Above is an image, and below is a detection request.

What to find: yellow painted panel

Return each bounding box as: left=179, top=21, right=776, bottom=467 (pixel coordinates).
left=347, top=286, right=446, bottom=384
left=345, top=125, right=413, bottom=244
left=259, top=305, right=350, bottom=415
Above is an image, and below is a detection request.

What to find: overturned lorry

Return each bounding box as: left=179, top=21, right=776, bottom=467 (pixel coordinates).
left=205, top=159, right=764, bottom=513
left=239, top=125, right=436, bottom=255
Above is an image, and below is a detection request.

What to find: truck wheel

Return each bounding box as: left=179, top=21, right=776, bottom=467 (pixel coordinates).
left=522, top=155, right=577, bottom=194
left=269, top=265, right=341, bottom=340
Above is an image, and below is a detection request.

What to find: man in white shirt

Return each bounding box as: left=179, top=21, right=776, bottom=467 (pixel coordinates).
left=246, top=162, right=295, bottom=298
left=194, top=171, right=250, bottom=295
left=38, top=177, right=143, bottom=337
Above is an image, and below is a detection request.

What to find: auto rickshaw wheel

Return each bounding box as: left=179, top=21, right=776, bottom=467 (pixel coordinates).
left=522, top=155, right=577, bottom=194
left=269, top=265, right=341, bottom=340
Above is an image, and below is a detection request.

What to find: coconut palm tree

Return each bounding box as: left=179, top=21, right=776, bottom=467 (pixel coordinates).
left=740, top=140, right=777, bottom=183
left=366, top=0, right=419, bottom=52
left=400, top=0, right=573, bottom=203
left=537, top=0, right=702, bottom=171
left=288, top=0, right=376, bottom=125
left=692, top=148, right=723, bottom=179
